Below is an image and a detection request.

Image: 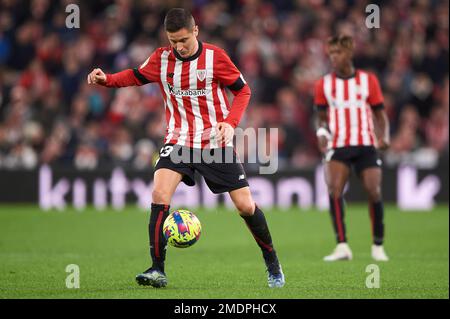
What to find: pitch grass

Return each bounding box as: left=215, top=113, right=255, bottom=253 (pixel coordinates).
left=0, top=204, right=448, bottom=299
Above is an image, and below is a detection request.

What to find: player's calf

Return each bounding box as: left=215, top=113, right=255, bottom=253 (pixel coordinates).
left=149, top=203, right=170, bottom=272
left=240, top=205, right=284, bottom=287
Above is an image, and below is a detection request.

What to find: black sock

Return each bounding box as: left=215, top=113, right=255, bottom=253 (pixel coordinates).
left=369, top=201, right=385, bottom=245
left=149, top=203, right=170, bottom=272
left=329, top=195, right=347, bottom=243
left=241, top=206, right=280, bottom=273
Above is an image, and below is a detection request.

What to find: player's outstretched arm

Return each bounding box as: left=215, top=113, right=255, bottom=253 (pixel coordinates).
left=315, top=108, right=331, bottom=154
left=313, top=78, right=331, bottom=154
left=214, top=48, right=251, bottom=143
left=87, top=68, right=143, bottom=88
left=373, top=108, right=390, bottom=150
left=217, top=84, right=251, bottom=144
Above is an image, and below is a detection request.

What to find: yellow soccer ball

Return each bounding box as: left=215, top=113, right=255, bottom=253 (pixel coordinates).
left=163, top=210, right=202, bottom=248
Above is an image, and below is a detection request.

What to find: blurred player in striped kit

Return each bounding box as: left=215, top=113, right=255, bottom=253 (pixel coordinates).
left=314, top=35, right=390, bottom=262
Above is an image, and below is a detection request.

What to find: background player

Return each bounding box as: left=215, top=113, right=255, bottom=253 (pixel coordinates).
left=314, top=35, right=390, bottom=262
left=87, top=8, right=285, bottom=288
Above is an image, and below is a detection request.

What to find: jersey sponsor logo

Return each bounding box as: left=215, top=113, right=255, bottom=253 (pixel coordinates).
left=167, top=83, right=209, bottom=97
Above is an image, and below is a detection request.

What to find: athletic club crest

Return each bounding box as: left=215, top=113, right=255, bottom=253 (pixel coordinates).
left=196, top=69, right=207, bottom=81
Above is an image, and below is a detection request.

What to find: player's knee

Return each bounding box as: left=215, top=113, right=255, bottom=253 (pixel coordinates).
left=152, top=189, right=171, bottom=205
left=367, top=188, right=382, bottom=202
left=235, top=200, right=255, bottom=216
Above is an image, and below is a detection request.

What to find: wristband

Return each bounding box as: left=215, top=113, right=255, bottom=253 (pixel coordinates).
left=316, top=127, right=331, bottom=139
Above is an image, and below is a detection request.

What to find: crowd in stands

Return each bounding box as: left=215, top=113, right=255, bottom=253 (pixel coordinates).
left=0, top=0, right=448, bottom=170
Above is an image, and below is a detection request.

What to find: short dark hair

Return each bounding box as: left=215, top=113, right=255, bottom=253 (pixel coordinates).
left=164, top=8, right=195, bottom=32
left=327, top=34, right=354, bottom=51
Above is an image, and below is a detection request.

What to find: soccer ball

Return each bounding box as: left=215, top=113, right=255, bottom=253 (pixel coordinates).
left=163, top=210, right=202, bottom=248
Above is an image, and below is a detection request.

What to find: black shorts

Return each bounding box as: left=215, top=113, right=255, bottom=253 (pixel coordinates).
left=324, top=146, right=382, bottom=175
left=155, top=144, right=249, bottom=194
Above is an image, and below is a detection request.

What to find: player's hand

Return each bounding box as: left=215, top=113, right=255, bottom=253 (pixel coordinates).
left=216, top=122, right=234, bottom=145
left=317, top=136, right=328, bottom=154
left=378, top=138, right=390, bottom=151
left=87, top=68, right=107, bottom=85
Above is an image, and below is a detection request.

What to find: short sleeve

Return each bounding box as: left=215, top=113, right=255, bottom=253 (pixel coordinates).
left=367, top=73, right=384, bottom=106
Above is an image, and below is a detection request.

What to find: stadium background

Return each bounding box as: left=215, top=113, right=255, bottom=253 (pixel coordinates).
left=0, top=0, right=448, bottom=299
left=0, top=0, right=448, bottom=173
left=0, top=0, right=448, bottom=207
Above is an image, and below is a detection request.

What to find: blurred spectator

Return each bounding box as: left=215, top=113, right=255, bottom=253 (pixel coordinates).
left=389, top=106, right=422, bottom=154
left=409, top=73, right=436, bottom=118
left=386, top=106, right=424, bottom=166
left=133, top=138, right=156, bottom=170
left=1, top=141, right=37, bottom=169
left=74, top=142, right=99, bottom=170
left=425, top=106, right=449, bottom=153
left=109, top=126, right=133, bottom=165
left=40, top=136, right=64, bottom=164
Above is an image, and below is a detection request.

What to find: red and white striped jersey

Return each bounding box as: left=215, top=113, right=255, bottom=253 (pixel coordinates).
left=106, top=41, right=250, bottom=149
left=314, top=69, right=384, bottom=149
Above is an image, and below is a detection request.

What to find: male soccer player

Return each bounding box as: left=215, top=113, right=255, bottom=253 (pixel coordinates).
left=314, top=35, right=390, bottom=262
left=87, top=8, right=285, bottom=288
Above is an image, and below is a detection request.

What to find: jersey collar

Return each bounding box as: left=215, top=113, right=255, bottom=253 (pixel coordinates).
left=334, top=69, right=358, bottom=79
left=173, top=41, right=203, bottom=62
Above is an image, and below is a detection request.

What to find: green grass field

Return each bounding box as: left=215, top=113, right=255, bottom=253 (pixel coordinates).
left=0, top=204, right=448, bottom=299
